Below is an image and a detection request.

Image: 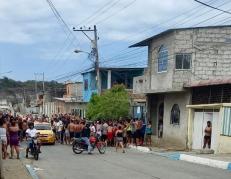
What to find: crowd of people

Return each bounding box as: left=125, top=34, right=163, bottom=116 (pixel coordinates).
left=51, top=114, right=153, bottom=153
left=0, top=112, right=46, bottom=160
left=0, top=112, right=153, bottom=159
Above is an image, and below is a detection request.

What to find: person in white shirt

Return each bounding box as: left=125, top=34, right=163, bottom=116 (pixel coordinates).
left=90, top=123, right=96, bottom=136
left=56, top=119, right=64, bottom=144
left=26, top=122, right=40, bottom=158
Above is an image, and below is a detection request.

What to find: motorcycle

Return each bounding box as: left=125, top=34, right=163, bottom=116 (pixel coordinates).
left=72, top=136, right=106, bottom=154
left=27, top=137, right=40, bottom=160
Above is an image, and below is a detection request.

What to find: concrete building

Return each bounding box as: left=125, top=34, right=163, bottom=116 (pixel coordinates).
left=44, top=82, right=87, bottom=118
left=131, top=25, right=231, bottom=153
left=82, top=67, right=144, bottom=102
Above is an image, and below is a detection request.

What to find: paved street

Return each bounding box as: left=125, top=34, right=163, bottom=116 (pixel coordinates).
left=20, top=144, right=231, bottom=179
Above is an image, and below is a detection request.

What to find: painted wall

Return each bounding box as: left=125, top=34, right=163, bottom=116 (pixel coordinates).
left=83, top=69, right=144, bottom=102
left=82, top=72, right=97, bottom=102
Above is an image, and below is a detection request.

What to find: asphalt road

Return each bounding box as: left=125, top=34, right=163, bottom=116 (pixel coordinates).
left=20, top=144, right=231, bottom=179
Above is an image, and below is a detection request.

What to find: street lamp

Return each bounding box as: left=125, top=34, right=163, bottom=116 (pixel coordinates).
left=74, top=49, right=95, bottom=62
left=74, top=49, right=86, bottom=54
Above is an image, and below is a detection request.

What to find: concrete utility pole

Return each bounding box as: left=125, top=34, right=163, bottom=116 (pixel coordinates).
left=34, top=72, right=45, bottom=115
left=42, top=72, right=45, bottom=115
left=73, top=25, right=101, bottom=94
left=34, top=73, right=38, bottom=100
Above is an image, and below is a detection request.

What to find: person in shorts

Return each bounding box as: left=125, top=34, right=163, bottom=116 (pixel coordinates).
left=0, top=118, right=7, bottom=159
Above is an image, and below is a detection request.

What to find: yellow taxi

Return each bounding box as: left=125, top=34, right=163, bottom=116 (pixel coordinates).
left=34, top=122, right=56, bottom=145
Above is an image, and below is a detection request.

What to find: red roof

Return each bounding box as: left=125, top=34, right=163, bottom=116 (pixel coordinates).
left=184, top=78, right=231, bottom=88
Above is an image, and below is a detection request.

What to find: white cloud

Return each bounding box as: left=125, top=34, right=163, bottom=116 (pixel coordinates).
left=0, top=0, right=195, bottom=44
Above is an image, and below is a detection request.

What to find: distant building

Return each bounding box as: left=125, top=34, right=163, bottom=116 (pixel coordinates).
left=82, top=67, right=144, bottom=102
left=44, top=82, right=87, bottom=118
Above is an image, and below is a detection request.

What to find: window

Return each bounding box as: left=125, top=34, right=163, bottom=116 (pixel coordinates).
left=158, top=45, right=168, bottom=72
left=175, top=54, right=191, bottom=69
left=221, top=107, right=231, bottom=136
left=170, top=104, right=180, bottom=125
left=84, top=79, right=88, bottom=90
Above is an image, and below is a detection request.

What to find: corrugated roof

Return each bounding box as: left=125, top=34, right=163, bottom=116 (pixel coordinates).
left=184, top=78, right=231, bottom=88
left=129, top=25, right=231, bottom=48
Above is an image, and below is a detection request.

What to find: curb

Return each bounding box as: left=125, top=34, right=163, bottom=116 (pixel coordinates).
left=26, top=165, right=39, bottom=179
left=129, top=145, right=231, bottom=171
left=20, top=148, right=39, bottom=179
left=128, top=145, right=151, bottom=153
left=179, top=154, right=231, bottom=171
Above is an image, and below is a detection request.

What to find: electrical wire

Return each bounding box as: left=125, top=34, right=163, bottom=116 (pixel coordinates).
left=195, top=0, right=231, bottom=15
left=95, top=0, right=137, bottom=25
left=77, top=0, right=121, bottom=26
left=85, top=0, right=122, bottom=25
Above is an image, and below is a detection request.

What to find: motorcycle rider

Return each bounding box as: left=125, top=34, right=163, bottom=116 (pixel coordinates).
left=81, top=122, right=92, bottom=154
left=25, top=122, right=41, bottom=158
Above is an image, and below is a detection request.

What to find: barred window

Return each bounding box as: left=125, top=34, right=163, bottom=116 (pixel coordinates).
left=158, top=45, right=168, bottom=72
left=170, top=104, right=180, bottom=125
left=176, top=54, right=191, bottom=70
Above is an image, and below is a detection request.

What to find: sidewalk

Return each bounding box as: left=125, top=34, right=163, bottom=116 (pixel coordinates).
left=128, top=144, right=231, bottom=171
left=2, top=159, right=32, bottom=179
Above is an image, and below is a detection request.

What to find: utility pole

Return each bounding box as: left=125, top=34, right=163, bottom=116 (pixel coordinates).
left=42, top=72, right=45, bottom=115
left=93, top=25, right=101, bottom=94
left=34, top=73, right=38, bottom=100
left=73, top=25, right=101, bottom=94
left=34, top=72, right=45, bottom=115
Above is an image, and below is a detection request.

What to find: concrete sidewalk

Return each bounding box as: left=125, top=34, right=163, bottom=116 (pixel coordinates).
left=2, top=159, right=32, bottom=179
left=128, top=145, right=231, bottom=171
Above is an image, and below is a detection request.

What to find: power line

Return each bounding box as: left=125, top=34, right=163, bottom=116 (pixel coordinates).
left=54, top=66, right=94, bottom=81
left=193, top=7, right=231, bottom=26
left=100, top=0, right=216, bottom=48
left=95, top=0, right=137, bottom=25
left=44, top=0, right=81, bottom=72
left=85, top=0, right=122, bottom=25
left=77, top=0, right=121, bottom=26
left=98, top=0, right=220, bottom=64
left=99, top=0, right=228, bottom=66
left=172, top=0, right=230, bottom=28
left=194, top=0, right=231, bottom=15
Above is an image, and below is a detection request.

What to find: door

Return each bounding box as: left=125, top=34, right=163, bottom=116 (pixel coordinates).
left=192, top=112, right=203, bottom=149
left=192, top=111, right=218, bottom=150
left=158, top=103, right=164, bottom=138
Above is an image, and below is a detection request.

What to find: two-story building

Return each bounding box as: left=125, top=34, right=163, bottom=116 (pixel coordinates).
left=131, top=25, right=231, bottom=153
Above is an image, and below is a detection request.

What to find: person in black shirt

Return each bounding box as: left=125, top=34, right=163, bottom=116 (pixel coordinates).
left=81, top=122, right=92, bottom=154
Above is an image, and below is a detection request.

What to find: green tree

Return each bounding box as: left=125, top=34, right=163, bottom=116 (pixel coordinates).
left=86, top=84, right=130, bottom=120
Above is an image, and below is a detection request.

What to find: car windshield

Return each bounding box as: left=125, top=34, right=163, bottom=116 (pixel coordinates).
left=34, top=125, right=51, bottom=130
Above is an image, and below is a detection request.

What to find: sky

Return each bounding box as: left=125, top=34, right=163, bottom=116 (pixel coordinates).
left=0, top=0, right=231, bottom=82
